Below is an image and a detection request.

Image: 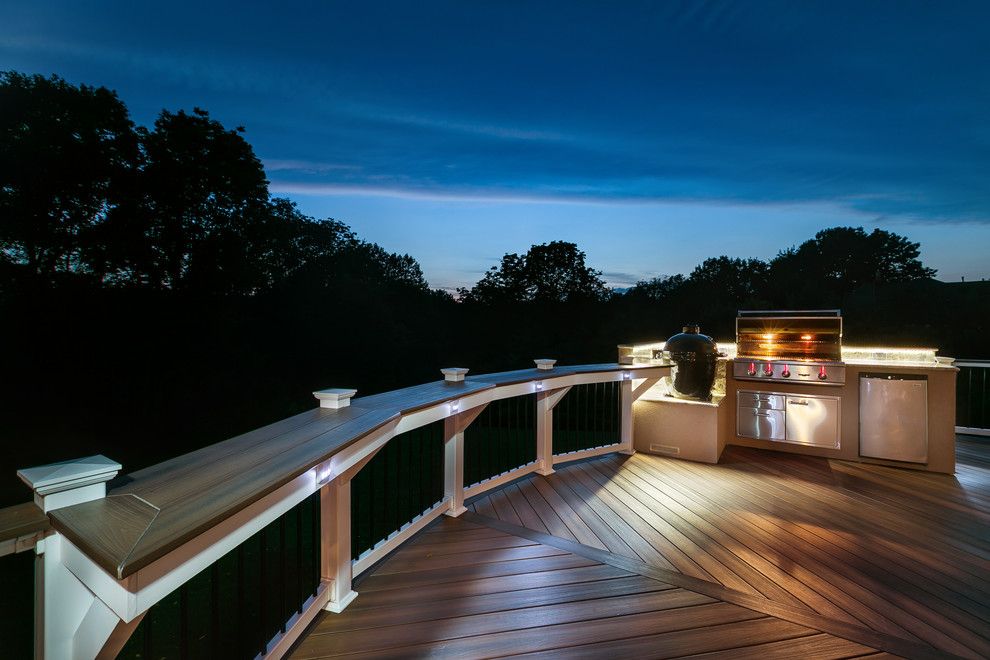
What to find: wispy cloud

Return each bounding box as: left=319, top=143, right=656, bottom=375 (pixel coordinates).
left=268, top=180, right=629, bottom=205
left=6, top=3, right=989, bottom=228
left=263, top=159, right=360, bottom=173
left=354, top=107, right=572, bottom=144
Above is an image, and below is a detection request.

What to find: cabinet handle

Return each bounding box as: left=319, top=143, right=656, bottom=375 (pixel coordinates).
left=789, top=400, right=809, bottom=406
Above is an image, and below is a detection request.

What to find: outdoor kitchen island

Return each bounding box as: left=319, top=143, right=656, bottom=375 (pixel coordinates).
left=621, top=341, right=959, bottom=474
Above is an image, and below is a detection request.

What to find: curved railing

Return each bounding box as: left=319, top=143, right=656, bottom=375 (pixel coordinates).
left=1, top=360, right=668, bottom=659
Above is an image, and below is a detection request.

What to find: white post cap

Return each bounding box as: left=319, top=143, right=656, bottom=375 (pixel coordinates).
left=314, top=388, right=358, bottom=409
left=534, top=359, right=557, bottom=371
left=17, top=455, right=121, bottom=513
left=441, top=367, right=469, bottom=382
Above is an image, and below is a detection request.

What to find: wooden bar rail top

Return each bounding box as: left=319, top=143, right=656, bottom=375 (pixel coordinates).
left=0, top=501, right=51, bottom=555
left=43, top=363, right=660, bottom=581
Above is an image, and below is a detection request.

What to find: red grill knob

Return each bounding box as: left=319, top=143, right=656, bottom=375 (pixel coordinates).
left=781, top=366, right=791, bottom=378
left=763, top=363, right=773, bottom=376
left=818, top=365, right=828, bottom=380
left=747, top=362, right=757, bottom=376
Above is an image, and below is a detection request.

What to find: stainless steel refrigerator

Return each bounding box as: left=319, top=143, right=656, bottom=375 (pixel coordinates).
left=859, top=373, right=928, bottom=463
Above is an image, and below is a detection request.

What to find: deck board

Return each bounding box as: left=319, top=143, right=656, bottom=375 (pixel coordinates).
left=466, top=440, right=990, bottom=658
left=291, top=517, right=885, bottom=660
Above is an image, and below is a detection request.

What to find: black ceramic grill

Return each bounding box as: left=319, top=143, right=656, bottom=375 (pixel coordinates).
left=664, top=324, right=720, bottom=400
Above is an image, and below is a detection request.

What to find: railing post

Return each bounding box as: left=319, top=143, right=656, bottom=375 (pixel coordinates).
left=619, top=371, right=635, bottom=455
left=444, top=416, right=467, bottom=516
left=536, top=391, right=555, bottom=475
left=17, top=455, right=124, bottom=659
left=534, top=359, right=557, bottom=475
left=442, top=368, right=469, bottom=517
left=321, top=477, right=357, bottom=613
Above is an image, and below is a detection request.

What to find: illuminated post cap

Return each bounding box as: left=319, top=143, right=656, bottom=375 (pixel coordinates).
left=534, top=359, right=557, bottom=370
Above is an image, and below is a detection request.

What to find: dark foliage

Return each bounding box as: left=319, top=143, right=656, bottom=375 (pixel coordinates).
left=0, top=72, right=139, bottom=280
left=459, top=240, right=611, bottom=304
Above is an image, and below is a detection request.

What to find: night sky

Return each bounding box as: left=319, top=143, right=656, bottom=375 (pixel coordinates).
left=4, top=1, right=989, bottom=291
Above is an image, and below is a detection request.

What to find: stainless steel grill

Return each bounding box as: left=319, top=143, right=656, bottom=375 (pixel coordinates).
left=733, top=310, right=845, bottom=386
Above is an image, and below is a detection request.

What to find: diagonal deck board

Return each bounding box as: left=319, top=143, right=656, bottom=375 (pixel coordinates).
left=468, top=440, right=990, bottom=658
left=290, top=516, right=889, bottom=660
left=290, top=439, right=989, bottom=658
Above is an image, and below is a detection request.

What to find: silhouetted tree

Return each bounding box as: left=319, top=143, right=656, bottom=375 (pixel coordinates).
left=137, top=108, right=271, bottom=293
left=767, top=227, right=936, bottom=306
left=627, top=274, right=686, bottom=303
left=0, top=72, right=139, bottom=282
left=461, top=241, right=610, bottom=303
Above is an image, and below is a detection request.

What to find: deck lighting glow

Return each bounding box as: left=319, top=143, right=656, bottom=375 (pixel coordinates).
left=623, top=372, right=632, bottom=380
left=450, top=401, right=459, bottom=413
left=535, top=381, right=543, bottom=390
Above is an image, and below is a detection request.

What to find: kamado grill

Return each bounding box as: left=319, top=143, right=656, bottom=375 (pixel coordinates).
left=733, top=310, right=846, bottom=386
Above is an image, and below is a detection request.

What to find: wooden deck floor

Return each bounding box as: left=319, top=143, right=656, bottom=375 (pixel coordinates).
left=292, top=438, right=990, bottom=658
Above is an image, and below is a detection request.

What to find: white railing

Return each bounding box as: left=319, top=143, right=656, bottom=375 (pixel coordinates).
left=5, top=361, right=668, bottom=659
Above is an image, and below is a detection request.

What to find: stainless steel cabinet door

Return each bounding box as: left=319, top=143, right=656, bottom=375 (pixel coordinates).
left=784, top=395, right=840, bottom=448
left=737, top=407, right=786, bottom=440
left=859, top=375, right=927, bottom=463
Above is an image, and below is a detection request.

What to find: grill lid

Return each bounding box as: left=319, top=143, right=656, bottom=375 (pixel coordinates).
left=736, top=310, right=842, bottom=362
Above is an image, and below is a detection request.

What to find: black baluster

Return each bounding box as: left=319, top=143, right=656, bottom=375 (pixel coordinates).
left=594, top=383, right=601, bottom=447
left=236, top=544, right=245, bottom=658
left=312, top=493, right=320, bottom=595
left=279, top=516, right=287, bottom=633
left=982, top=367, right=988, bottom=428
left=259, top=530, right=268, bottom=656
left=143, top=607, right=153, bottom=660
left=296, top=504, right=304, bottom=612
left=179, top=584, right=188, bottom=659
left=211, top=562, right=220, bottom=657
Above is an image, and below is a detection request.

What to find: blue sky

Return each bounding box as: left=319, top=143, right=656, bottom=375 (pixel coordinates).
left=3, top=1, right=989, bottom=290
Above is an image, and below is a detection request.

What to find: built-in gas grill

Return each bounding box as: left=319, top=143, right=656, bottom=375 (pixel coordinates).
left=733, top=310, right=845, bottom=448
left=732, top=310, right=845, bottom=386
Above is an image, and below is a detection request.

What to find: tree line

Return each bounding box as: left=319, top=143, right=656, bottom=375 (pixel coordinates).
left=457, top=227, right=934, bottom=309
left=0, top=72, right=433, bottom=298
left=3, top=71, right=983, bottom=508
left=2, top=72, right=935, bottom=308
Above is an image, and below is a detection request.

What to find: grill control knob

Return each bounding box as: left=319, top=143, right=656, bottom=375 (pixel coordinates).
left=763, top=363, right=773, bottom=376
left=781, top=366, right=791, bottom=378
left=818, top=366, right=828, bottom=380
left=747, top=362, right=757, bottom=376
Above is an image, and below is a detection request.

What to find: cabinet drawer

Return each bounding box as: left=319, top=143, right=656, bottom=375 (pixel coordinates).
left=737, top=391, right=785, bottom=410
left=737, top=408, right=785, bottom=440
